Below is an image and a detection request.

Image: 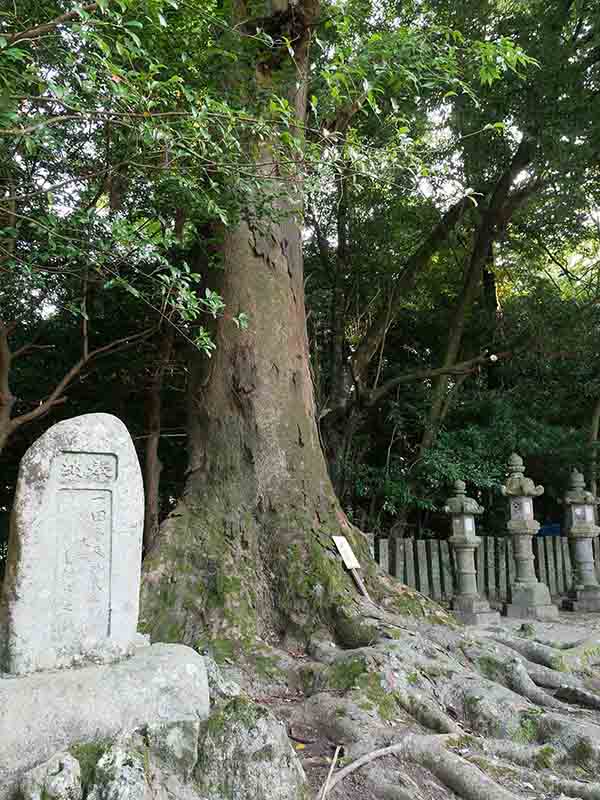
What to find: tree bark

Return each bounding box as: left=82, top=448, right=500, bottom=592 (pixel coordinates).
left=0, top=323, right=15, bottom=454
left=142, top=327, right=174, bottom=556
left=588, top=396, right=600, bottom=497
left=141, top=0, right=382, bottom=648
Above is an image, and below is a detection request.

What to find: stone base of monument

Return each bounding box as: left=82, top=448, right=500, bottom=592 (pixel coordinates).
left=452, top=595, right=501, bottom=626
left=503, top=582, right=559, bottom=620
left=0, top=643, right=209, bottom=800
left=563, top=587, right=600, bottom=612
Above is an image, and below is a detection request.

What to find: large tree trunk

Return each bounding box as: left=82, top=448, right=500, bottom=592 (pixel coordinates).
left=141, top=0, right=381, bottom=650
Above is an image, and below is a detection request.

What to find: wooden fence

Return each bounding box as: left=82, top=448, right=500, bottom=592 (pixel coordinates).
left=373, top=535, right=600, bottom=602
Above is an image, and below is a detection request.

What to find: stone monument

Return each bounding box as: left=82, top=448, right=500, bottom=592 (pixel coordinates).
left=0, top=414, right=210, bottom=799
left=563, top=469, right=600, bottom=612
left=0, top=413, right=147, bottom=673
left=444, top=480, right=500, bottom=625
left=502, top=453, right=559, bottom=620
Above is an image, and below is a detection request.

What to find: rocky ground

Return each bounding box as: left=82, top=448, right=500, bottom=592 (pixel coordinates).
left=221, top=593, right=600, bottom=800
left=16, top=588, right=600, bottom=800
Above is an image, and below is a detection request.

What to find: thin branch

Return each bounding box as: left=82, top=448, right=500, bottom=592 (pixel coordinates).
left=366, top=351, right=512, bottom=407
left=318, top=745, right=341, bottom=800
left=5, top=4, right=100, bottom=46
left=82, top=270, right=89, bottom=360
left=350, top=196, right=471, bottom=389
left=8, top=327, right=154, bottom=432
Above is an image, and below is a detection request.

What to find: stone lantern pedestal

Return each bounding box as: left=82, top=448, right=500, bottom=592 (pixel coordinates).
left=502, top=454, right=559, bottom=621
left=444, top=481, right=500, bottom=625
left=563, top=470, right=600, bottom=612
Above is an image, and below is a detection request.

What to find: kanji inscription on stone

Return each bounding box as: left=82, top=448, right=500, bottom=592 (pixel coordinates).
left=0, top=414, right=144, bottom=674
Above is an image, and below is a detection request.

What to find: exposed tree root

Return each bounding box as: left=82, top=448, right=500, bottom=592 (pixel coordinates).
left=505, top=657, right=568, bottom=709
left=394, top=689, right=462, bottom=735
left=556, top=685, right=600, bottom=710
left=533, top=636, right=588, bottom=651
left=545, top=775, right=600, bottom=800
left=524, top=659, right=582, bottom=690
left=324, top=735, right=520, bottom=800
left=490, top=633, right=566, bottom=669
left=469, top=746, right=600, bottom=800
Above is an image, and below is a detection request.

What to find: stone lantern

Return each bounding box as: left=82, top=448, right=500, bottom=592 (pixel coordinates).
left=563, top=469, right=600, bottom=611
left=502, top=453, right=558, bottom=620
left=444, top=480, right=500, bottom=625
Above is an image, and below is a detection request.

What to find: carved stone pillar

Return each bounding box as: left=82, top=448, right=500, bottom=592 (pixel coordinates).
left=563, top=470, right=600, bottom=612
left=502, top=453, right=558, bottom=620
left=444, top=480, right=499, bottom=625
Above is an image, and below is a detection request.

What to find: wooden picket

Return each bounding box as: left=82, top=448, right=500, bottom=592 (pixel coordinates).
left=372, top=535, right=575, bottom=605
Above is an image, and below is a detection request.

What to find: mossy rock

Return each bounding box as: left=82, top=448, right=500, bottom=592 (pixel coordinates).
left=195, top=697, right=308, bottom=800
left=69, top=740, right=111, bottom=797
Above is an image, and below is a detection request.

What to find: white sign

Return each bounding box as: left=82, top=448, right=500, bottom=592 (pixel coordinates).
left=332, top=536, right=361, bottom=570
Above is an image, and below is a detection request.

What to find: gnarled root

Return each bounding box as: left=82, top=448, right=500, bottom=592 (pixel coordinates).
left=505, top=657, right=567, bottom=709
left=491, top=634, right=566, bottom=669
left=395, top=689, right=462, bottom=734
left=556, top=685, right=600, bottom=710
left=324, top=734, right=520, bottom=800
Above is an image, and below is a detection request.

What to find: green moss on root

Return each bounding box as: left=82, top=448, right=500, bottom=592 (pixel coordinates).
left=69, top=740, right=111, bottom=797
left=325, top=656, right=369, bottom=692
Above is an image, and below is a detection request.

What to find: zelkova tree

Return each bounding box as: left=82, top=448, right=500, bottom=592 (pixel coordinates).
left=139, top=0, right=533, bottom=643
left=141, top=0, right=374, bottom=646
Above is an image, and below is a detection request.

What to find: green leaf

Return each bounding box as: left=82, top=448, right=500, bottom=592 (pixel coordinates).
left=124, top=29, right=142, bottom=48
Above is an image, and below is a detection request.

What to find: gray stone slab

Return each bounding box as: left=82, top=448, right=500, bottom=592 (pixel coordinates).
left=452, top=595, right=500, bottom=626
left=0, top=413, right=145, bottom=675
left=0, top=643, right=210, bottom=800
left=504, top=582, right=559, bottom=621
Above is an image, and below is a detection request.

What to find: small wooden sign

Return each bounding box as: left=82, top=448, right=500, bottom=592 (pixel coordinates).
left=332, top=536, right=361, bottom=569
left=332, top=535, right=372, bottom=602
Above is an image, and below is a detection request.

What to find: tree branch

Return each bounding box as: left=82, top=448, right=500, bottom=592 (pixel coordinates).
left=366, top=351, right=511, bottom=407
left=5, top=4, right=100, bottom=46
left=351, top=196, right=471, bottom=390
left=8, top=328, right=154, bottom=433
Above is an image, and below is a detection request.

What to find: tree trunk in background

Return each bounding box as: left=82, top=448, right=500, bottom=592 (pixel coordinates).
left=0, top=325, right=15, bottom=455
left=142, top=327, right=174, bottom=555
left=324, top=176, right=352, bottom=493
left=588, top=396, right=600, bottom=498
left=141, top=0, right=387, bottom=650
left=482, top=247, right=502, bottom=390
left=418, top=137, right=534, bottom=460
